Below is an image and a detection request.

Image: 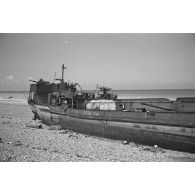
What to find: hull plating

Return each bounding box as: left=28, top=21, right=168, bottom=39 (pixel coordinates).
left=30, top=104, right=195, bottom=153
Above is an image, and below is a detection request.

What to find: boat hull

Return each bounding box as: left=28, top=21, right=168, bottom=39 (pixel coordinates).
left=30, top=104, right=195, bottom=153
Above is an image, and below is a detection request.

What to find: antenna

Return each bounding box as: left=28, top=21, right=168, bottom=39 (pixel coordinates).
left=61, top=64, right=67, bottom=83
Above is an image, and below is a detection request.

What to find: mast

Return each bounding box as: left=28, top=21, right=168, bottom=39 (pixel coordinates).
left=61, top=64, right=67, bottom=83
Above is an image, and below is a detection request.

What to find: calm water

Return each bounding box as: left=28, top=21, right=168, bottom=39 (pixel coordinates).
left=1, top=89, right=195, bottom=105
left=0, top=91, right=28, bottom=105
left=113, top=89, right=195, bottom=99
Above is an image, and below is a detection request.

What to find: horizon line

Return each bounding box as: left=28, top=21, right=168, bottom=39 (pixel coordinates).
left=1, top=88, right=195, bottom=92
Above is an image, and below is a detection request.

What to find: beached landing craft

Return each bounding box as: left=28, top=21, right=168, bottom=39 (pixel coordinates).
left=28, top=65, right=195, bottom=153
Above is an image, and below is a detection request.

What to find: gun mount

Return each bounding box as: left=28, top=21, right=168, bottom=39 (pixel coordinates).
left=96, top=84, right=117, bottom=100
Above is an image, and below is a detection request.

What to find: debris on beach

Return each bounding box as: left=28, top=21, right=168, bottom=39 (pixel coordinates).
left=47, top=125, right=62, bottom=131
left=143, top=146, right=157, bottom=152
left=154, top=145, right=158, bottom=148
left=58, top=129, right=70, bottom=134
left=25, top=122, right=43, bottom=129
left=68, top=134, right=78, bottom=139
left=123, top=140, right=129, bottom=145
left=0, top=137, right=2, bottom=143
left=142, top=145, right=165, bottom=153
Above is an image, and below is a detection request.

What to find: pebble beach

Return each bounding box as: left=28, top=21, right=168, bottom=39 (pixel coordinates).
left=0, top=103, right=195, bottom=162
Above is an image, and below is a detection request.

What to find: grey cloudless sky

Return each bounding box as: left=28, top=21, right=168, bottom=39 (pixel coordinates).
left=0, top=33, right=195, bottom=91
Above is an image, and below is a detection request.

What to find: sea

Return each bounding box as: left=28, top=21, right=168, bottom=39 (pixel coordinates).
left=0, top=91, right=29, bottom=105
left=1, top=89, right=195, bottom=105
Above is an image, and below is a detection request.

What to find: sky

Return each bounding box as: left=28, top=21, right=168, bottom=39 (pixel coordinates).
left=0, top=33, right=195, bottom=91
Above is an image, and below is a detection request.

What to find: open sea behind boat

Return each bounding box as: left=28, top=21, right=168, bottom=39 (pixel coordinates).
left=113, top=89, right=195, bottom=99
left=0, top=91, right=28, bottom=105
left=0, top=89, right=195, bottom=105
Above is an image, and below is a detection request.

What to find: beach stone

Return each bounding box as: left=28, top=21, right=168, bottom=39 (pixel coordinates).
left=42, top=147, right=48, bottom=151
left=13, top=140, right=23, bottom=146
left=76, top=154, right=83, bottom=158
left=52, top=155, right=64, bottom=161
left=49, top=146, right=60, bottom=153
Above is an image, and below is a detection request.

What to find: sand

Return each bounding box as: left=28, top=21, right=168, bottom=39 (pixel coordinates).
left=0, top=103, right=195, bottom=162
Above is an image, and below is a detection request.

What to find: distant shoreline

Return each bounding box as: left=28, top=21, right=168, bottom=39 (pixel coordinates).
left=1, top=89, right=195, bottom=93
left=0, top=91, right=28, bottom=93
